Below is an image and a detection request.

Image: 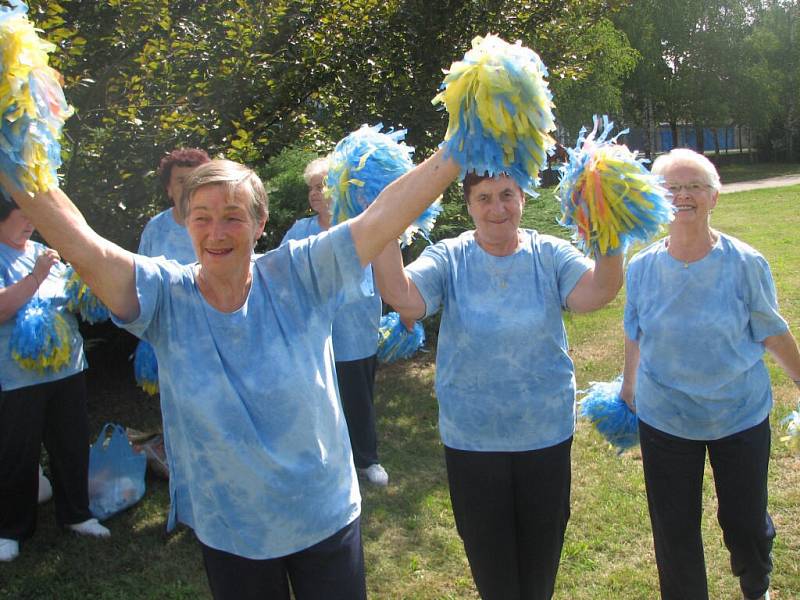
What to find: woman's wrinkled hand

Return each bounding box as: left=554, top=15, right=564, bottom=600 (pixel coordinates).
left=31, top=249, right=60, bottom=286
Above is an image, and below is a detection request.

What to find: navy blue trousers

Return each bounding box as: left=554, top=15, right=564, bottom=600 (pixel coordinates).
left=0, top=372, right=92, bottom=540
left=335, top=355, right=379, bottom=469
left=199, top=517, right=366, bottom=600
left=639, top=418, right=774, bottom=600
left=444, top=438, right=572, bottom=600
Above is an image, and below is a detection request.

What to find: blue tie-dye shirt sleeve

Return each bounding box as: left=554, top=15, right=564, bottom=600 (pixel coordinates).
left=745, top=254, right=788, bottom=342
left=405, top=242, right=449, bottom=318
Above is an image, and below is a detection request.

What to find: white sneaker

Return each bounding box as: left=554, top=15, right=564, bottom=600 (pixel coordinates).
left=745, top=591, right=770, bottom=600
left=68, top=518, right=110, bottom=538
left=0, top=538, right=19, bottom=562
left=38, top=465, right=52, bottom=504
left=357, top=464, right=389, bottom=487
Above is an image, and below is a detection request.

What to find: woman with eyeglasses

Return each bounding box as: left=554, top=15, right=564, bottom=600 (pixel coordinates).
left=620, top=148, right=800, bottom=600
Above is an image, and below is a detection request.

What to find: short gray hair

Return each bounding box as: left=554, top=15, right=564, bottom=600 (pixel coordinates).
left=179, top=159, right=268, bottom=224
left=303, top=157, right=329, bottom=185
left=651, top=148, right=721, bottom=192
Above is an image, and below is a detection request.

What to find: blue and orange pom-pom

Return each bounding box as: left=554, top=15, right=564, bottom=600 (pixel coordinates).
left=0, top=0, right=73, bottom=193
left=377, top=312, right=425, bottom=363
left=556, top=115, right=673, bottom=256
left=433, top=34, right=556, bottom=196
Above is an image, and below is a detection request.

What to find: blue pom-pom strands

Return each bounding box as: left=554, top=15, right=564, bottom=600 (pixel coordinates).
left=377, top=312, right=425, bottom=364
left=64, top=266, right=110, bottom=324
left=10, top=296, right=72, bottom=373
left=0, top=0, right=73, bottom=193
left=433, top=34, right=556, bottom=196
left=579, top=377, right=639, bottom=454
left=780, top=400, right=800, bottom=452
left=327, top=123, right=442, bottom=247
left=133, top=340, right=159, bottom=396
left=556, top=115, right=673, bottom=257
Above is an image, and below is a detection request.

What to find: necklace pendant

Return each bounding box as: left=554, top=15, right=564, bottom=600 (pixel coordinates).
left=684, top=261, right=689, bottom=268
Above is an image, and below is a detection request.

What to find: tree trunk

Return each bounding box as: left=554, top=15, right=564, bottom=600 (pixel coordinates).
left=695, top=125, right=705, bottom=153
left=670, top=121, right=679, bottom=150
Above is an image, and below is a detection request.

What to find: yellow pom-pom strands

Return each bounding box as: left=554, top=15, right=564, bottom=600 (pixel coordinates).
left=557, top=115, right=673, bottom=256
left=1, top=0, right=73, bottom=194
left=10, top=296, right=72, bottom=374
left=433, top=34, right=556, bottom=195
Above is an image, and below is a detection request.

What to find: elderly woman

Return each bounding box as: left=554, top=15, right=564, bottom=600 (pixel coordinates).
left=0, top=194, right=109, bottom=563
left=372, top=172, right=623, bottom=600
left=138, top=147, right=210, bottom=264
left=281, top=157, right=387, bottom=486
left=620, top=148, right=800, bottom=600
left=1, top=152, right=458, bottom=598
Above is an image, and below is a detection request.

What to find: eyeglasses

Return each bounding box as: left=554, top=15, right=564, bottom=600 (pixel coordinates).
left=664, top=182, right=711, bottom=195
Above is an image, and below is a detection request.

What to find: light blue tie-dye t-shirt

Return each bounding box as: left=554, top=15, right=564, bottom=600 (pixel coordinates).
left=0, top=241, right=87, bottom=391
left=406, top=229, right=592, bottom=452
left=281, top=216, right=382, bottom=361
left=113, top=223, right=364, bottom=559
left=138, top=208, right=197, bottom=264
left=624, top=233, right=788, bottom=441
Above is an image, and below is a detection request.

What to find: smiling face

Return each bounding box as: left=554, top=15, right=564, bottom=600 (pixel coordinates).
left=466, top=175, right=525, bottom=253
left=185, top=184, right=266, bottom=275
left=0, top=208, right=34, bottom=251
left=663, top=164, right=718, bottom=228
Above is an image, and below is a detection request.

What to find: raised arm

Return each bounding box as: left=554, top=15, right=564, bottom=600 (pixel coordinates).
left=763, top=330, right=800, bottom=391
left=565, top=253, right=624, bottom=314
left=1, top=179, right=139, bottom=321
left=620, top=335, right=640, bottom=411
left=372, top=241, right=426, bottom=322
left=349, top=148, right=459, bottom=267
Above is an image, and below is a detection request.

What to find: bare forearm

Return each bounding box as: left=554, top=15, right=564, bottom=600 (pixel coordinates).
left=621, top=335, right=640, bottom=409
left=372, top=241, right=425, bottom=321
left=764, top=330, right=800, bottom=388
left=0, top=275, right=39, bottom=322
left=567, top=253, right=623, bottom=313
left=350, top=148, right=459, bottom=266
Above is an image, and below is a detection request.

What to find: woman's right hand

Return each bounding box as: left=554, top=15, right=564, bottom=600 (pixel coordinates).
left=31, top=249, right=61, bottom=287
left=620, top=384, right=636, bottom=412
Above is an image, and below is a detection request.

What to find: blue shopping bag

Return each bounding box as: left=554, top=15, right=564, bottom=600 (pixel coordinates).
left=88, top=423, right=147, bottom=520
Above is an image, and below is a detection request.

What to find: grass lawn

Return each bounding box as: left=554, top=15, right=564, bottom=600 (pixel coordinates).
left=716, top=162, right=800, bottom=184
left=2, top=185, right=799, bottom=599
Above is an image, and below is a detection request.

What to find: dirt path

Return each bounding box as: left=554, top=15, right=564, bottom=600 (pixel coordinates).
left=721, top=174, right=800, bottom=193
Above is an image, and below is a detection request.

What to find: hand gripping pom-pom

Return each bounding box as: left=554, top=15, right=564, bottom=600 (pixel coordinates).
left=377, top=312, right=425, bottom=363
left=64, top=266, right=110, bottom=324
left=10, top=296, right=72, bottom=373
left=780, top=401, right=800, bottom=452
left=556, top=115, right=673, bottom=256
left=579, top=376, right=638, bottom=454
left=133, top=340, right=159, bottom=396
left=327, top=123, right=442, bottom=247
left=433, top=34, right=556, bottom=196
left=0, top=0, right=73, bottom=193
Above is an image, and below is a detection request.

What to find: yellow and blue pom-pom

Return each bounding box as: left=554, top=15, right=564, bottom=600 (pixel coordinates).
left=0, top=0, right=73, bottom=193
left=376, top=312, right=425, bottom=363
left=433, top=34, right=555, bottom=196
left=64, top=266, right=109, bottom=324
left=133, top=339, right=159, bottom=396
left=780, top=400, right=800, bottom=452
left=556, top=115, right=673, bottom=256
left=10, top=296, right=72, bottom=373
left=327, top=123, right=442, bottom=246
left=579, top=376, right=638, bottom=454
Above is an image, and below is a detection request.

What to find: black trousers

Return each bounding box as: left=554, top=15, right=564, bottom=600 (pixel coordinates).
left=0, top=372, right=92, bottom=540
left=444, top=438, right=572, bottom=600
left=335, top=356, right=378, bottom=469
left=639, top=418, right=774, bottom=600
left=200, top=517, right=366, bottom=600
